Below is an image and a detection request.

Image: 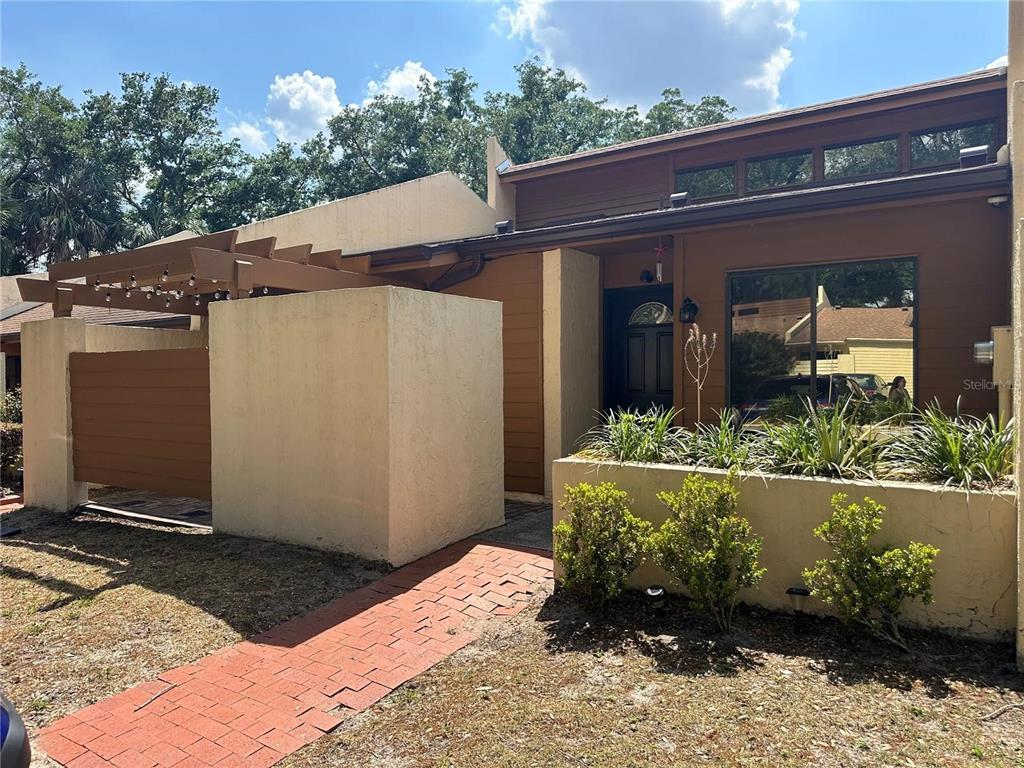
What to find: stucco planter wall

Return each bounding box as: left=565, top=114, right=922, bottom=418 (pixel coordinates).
left=553, top=457, right=1018, bottom=640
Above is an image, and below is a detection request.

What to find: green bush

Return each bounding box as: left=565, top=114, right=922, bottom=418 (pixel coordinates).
left=0, top=388, right=22, bottom=423
left=576, top=406, right=688, bottom=464
left=553, top=482, right=653, bottom=606
left=1, top=422, right=23, bottom=481
left=651, top=474, right=765, bottom=631
left=803, top=493, right=939, bottom=650
left=886, top=401, right=1014, bottom=488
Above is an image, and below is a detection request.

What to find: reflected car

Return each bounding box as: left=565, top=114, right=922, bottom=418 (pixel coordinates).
left=738, top=373, right=887, bottom=421
left=1, top=693, right=31, bottom=768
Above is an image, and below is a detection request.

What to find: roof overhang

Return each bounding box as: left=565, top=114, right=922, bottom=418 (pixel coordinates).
left=454, top=163, right=1012, bottom=256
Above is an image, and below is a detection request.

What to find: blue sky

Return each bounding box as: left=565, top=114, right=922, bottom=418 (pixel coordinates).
left=1, top=1, right=1011, bottom=154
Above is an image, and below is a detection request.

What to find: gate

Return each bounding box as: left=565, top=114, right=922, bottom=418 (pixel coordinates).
left=69, top=347, right=212, bottom=499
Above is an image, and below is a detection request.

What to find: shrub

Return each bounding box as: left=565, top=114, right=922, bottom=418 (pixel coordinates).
left=652, top=474, right=765, bottom=631
left=1, top=388, right=22, bottom=423
left=803, top=493, right=939, bottom=650
left=1, top=422, right=23, bottom=481
left=887, top=401, right=1015, bottom=488
left=576, top=406, right=688, bottom=464
left=760, top=397, right=883, bottom=478
left=553, top=482, right=653, bottom=606
left=689, top=409, right=749, bottom=470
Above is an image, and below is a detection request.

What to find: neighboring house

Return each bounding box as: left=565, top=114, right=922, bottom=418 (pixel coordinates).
left=11, top=68, right=1016, bottom=497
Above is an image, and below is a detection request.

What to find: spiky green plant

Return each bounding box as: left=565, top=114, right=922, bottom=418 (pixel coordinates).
left=576, top=406, right=688, bottom=464
left=689, top=409, right=750, bottom=470
left=887, top=401, right=1015, bottom=488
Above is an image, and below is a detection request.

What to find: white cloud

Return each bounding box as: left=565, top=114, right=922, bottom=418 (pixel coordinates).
left=365, top=61, right=437, bottom=103
left=227, top=120, right=270, bottom=154
left=986, top=54, right=1008, bottom=69
left=494, top=0, right=801, bottom=115
left=265, top=70, right=342, bottom=143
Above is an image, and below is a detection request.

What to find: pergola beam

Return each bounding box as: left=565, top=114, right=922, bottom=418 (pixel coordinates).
left=190, top=248, right=425, bottom=291
left=308, top=249, right=344, bottom=270
left=235, top=237, right=277, bottom=258
left=272, top=244, right=313, bottom=264
left=47, top=231, right=238, bottom=281
left=18, top=278, right=210, bottom=315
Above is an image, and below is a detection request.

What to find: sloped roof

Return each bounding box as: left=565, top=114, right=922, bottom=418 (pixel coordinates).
left=1, top=301, right=188, bottom=339
left=788, top=306, right=914, bottom=346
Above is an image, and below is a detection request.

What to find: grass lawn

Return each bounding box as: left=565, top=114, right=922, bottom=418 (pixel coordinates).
left=281, top=589, right=1024, bottom=768
left=0, top=505, right=386, bottom=763
left=3, top=505, right=1023, bottom=768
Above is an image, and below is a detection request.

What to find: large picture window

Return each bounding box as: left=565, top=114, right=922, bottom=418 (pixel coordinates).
left=728, top=258, right=915, bottom=417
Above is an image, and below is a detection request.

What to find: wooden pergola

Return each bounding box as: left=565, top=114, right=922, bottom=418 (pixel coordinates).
left=17, top=229, right=477, bottom=317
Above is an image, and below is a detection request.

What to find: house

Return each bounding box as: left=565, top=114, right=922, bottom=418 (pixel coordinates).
left=13, top=67, right=1019, bottom=498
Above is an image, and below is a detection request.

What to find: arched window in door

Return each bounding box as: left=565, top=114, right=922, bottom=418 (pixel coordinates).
left=627, top=301, right=673, bottom=326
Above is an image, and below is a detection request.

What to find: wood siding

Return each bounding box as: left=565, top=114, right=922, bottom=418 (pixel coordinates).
left=513, top=90, right=1006, bottom=231
left=445, top=253, right=544, bottom=494
left=70, top=347, right=212, bottom=499
left=676, top=196, right=1010, bottom=421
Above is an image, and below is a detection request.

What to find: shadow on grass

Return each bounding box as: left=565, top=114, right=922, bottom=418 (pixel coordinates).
left=537, top=589, right=1023, bottom=700
left=1, top=505, right=390, bottom=637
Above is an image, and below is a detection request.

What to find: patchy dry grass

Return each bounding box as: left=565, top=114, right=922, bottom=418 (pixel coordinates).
left=0, top=505, right=385, bottom=748
left=283, top=588, right=1024, bottom=768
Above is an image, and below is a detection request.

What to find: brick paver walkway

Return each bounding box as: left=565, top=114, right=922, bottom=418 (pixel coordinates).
left=38, top=540, right=553, bottom=767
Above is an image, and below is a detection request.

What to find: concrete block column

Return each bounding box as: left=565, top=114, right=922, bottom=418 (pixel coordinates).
left=22, top=318, right=88, bottom=511
left=542, top=247, right=601, bottom=497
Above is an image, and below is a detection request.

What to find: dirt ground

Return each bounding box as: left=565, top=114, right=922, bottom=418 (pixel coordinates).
left=282, top=588, right=1024, bottom=768
left=0, top=505, right=386, bottom=761
left=4, top=505, right=1024, bottom=768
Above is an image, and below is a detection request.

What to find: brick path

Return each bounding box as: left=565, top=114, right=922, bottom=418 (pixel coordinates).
left=38, top=540, right=553, bottom=767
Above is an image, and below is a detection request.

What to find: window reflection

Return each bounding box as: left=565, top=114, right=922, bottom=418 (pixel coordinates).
left=729, top=259, right=915, bottom=419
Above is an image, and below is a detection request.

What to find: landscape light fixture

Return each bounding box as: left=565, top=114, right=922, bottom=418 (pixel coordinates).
left=679, top=297, right=699, bottom=324
left=669, top=191, right=690, bottom=208
left=786, top=586, right=810, bottom=613
left=645, top=585, right=666, bottom=611
left=495, top=219, right=513, bottom=235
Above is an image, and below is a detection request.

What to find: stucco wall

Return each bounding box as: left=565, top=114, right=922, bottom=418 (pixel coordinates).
left=234, top=172, right=497, bottom=254
left=208, top=286, right=504, bottom=565
left=542, top=248, right=601, bottom=496
left=21, top=318, right=207, bottom=511
left=553, top=458, right=1018, bottom=639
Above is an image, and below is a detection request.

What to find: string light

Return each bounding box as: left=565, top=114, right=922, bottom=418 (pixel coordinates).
left=105, top=291, right=111, bottom=303
left=145, top=290, right=153, bottom=300
left=160, top=268, right=169, bottom=283
left=213, top=291, right=221, bottom=300
left=165, top=297, right=171, bottom=308
left=93, top=278, right=101, bottom=292
left=125, top=289, right=132, bottom=298
left=188, top=274, right=196, bottom=287
left=262, top=286, right=268, bottom=295
left=129, top=273, right=137, bottom=288
left=194, top=297, right=201, bottom=307
left=224, top=291, right=231, bottom=301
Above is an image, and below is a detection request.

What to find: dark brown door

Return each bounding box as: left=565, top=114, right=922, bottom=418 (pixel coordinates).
left=605, top=286, right=674, bottom=412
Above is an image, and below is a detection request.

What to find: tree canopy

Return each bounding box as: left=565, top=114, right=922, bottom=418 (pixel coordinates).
left=1, top=59, right=734, bottom=274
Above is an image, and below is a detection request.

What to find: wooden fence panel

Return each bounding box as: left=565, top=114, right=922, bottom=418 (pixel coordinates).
left=70, top=348, right=211, bottom=499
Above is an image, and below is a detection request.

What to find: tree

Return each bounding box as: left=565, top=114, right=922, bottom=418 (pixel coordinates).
left=205, top=141, right=322, bottom=231
left=729, top=331, right=797, bottom=403
left=1, top=65, right=122, bottom=272
left=82, top=73, right=241, bottom=245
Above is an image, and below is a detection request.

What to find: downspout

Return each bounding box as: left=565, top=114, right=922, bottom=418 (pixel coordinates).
left=427, top=253, right=487, bottom=292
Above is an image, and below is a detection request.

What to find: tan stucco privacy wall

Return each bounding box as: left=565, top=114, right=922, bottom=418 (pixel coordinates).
left=21, top=319, right=206, bottom=511
left=542, top=248, right=601, bottom=496
left=234, top=172, right=498, bottom=254
left=208, top=286, right=504, bottom=566
left=553, top=458, right=1018, bottom=639
left=1006, top=0, right=1024, bottom=669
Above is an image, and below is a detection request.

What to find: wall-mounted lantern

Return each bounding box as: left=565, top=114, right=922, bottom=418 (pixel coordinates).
left=679, top=297, right=699, bottom=324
